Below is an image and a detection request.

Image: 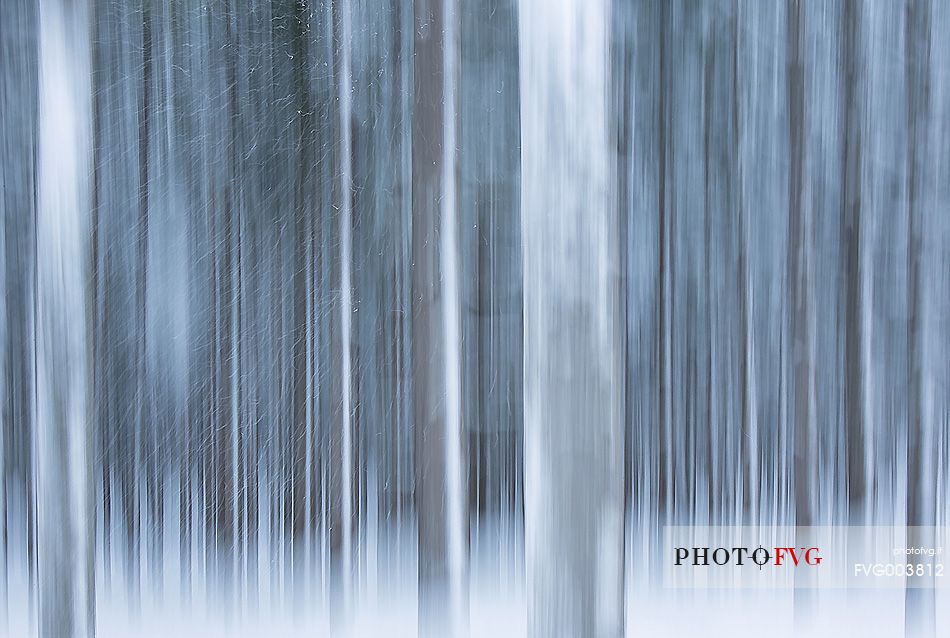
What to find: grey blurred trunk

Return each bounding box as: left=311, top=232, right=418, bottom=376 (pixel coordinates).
left=412, top=0, right=468, bottom=635
left=786, top=0, right=813, bottom=531
left=34, top=0, right=95, bottom=635
left=518, top=0, right=626, bottom=636
left=904, top=2, right=936, bottom=635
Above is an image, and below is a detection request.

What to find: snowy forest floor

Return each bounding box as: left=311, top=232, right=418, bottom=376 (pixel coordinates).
left=6, top=519, right=949, bottom=637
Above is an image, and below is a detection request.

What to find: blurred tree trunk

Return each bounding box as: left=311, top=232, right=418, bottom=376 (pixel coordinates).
left=328, top=0, right=355, bottom=619
left=786, top=0, right=813, bottom=532
left=412, top=0, right=468, bottom=636
left=35, top=0, right=95, bottom=635
left=519, top=0, right=626, bottom=635
left=838, top=0, right=868, bottom=525
left=904, top=1, right=936, bottom=635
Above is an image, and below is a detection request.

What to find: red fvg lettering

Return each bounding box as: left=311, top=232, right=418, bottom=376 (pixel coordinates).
left=774, top=547, right=799, bottom=566
left=775, top=547, right=823, bottom=566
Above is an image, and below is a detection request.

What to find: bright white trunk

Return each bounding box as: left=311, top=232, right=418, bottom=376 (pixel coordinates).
left=35, top=0, right=94, bottom=635
left=518, top=0, right=625, bottom=635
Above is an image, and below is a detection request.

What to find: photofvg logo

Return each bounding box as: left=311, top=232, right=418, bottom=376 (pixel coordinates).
left=674, top=545, right=823, bottom=568
left=663, top=527, right=948, bottom=589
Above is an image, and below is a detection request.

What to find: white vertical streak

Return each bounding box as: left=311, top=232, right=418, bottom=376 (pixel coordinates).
left=35, top=0, right=93, bottom=634
left=338, top=0, right=355, bottom=617
left=230, top=201, right=240, bottom=610
left=442, top=0, right=466, bottom=634
left=304, top=194, right=314, bottom=603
